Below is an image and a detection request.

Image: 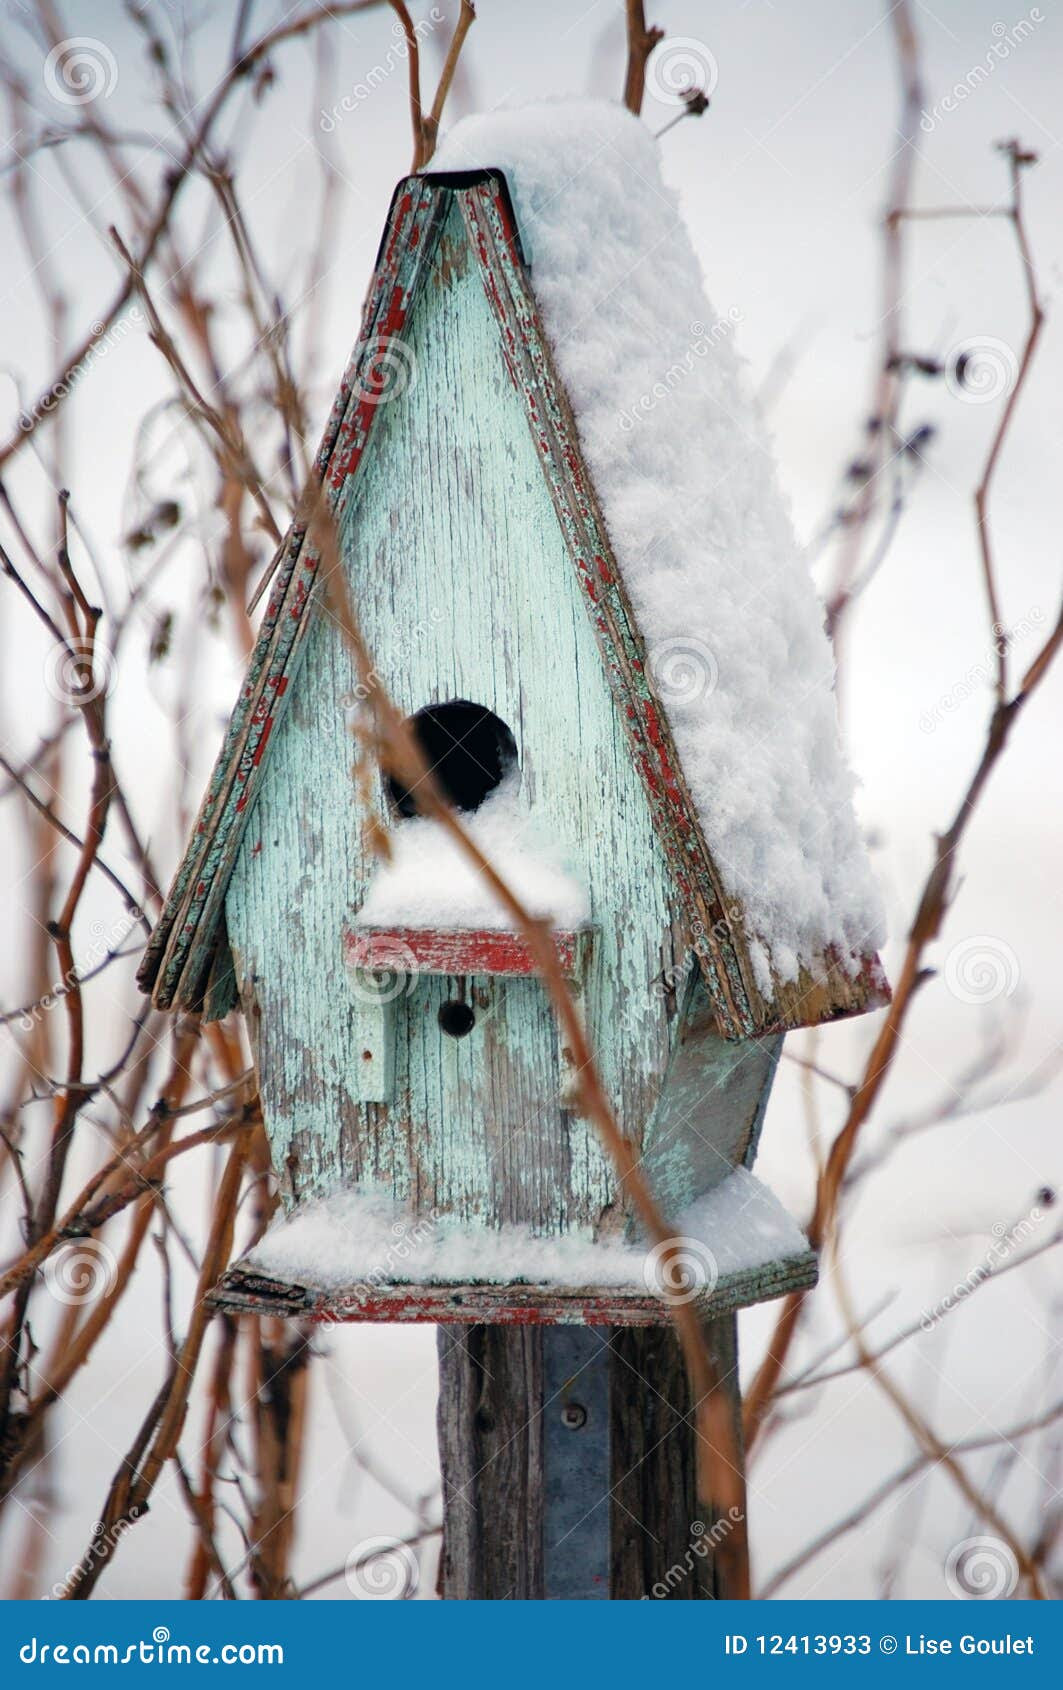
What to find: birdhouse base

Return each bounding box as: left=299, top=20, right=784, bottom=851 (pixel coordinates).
left=207, top=1165, right=817, bottom=1326
left=208, top=1250, right=817, bottom=1326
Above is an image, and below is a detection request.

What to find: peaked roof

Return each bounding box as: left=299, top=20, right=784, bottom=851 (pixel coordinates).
left=138, top=165, right=888, bottom=1040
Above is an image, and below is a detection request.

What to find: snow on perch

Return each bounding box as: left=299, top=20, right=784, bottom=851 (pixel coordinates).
left=433, top=100, right=886, bottom=1004
left=356, top=783, right=590, bottom=931
left=233, top=1168, right=814, bottom=1325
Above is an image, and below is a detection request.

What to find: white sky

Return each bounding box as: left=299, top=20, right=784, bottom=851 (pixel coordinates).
left=0, top=0, right=1061, bottom=1600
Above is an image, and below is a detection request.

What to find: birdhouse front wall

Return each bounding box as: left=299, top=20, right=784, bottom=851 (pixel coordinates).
left=224, top=197, right=741, bottom=1234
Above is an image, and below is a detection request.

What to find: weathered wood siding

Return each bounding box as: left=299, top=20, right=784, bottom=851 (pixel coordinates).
left=437, top=1319, right=743, bottom=1598
left=225, top=201, right=749, bottom=1231
left=227, top=200, right=678, bottom=1221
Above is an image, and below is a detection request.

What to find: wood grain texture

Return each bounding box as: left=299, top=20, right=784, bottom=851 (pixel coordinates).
left=206, top=1250, right=819, bottom=1325
left=225, top=196, right=685, bottom=1225
left=611, top=1316, right=743, bottom=1599
left=344, top=924, right=589, bottom=979
left=436, top=1319, right=743, bottom=1598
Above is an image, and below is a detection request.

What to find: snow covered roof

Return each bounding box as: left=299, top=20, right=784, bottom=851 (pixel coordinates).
left=433, top=101, right=887, bottom=1003
left=139, top=99, right=887, bottom=1039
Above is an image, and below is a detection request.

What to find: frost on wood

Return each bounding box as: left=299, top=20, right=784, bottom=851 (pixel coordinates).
left=246, top=1166, right=809, bottom=1290
left=433, top=100, right=886, bottom=993
left=356, top=784, right=590, bottom=930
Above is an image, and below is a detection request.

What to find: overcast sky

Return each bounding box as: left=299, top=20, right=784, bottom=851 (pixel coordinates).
left=1, top=0, right=1061, bottom=1599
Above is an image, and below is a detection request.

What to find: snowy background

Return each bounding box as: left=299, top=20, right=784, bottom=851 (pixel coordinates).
left=1, top=0, right=1061, bottom=1600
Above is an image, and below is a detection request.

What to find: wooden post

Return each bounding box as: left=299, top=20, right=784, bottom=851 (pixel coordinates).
left=436, top=1317, right=744, bottom=1600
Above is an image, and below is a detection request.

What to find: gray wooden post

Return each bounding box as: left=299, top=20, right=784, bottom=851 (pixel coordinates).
left=436, top=1317, right=744, bottom=1600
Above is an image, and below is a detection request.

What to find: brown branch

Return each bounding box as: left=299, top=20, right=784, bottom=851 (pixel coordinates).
left=623, top=1, right=664, bottom=115
left=974, top=142, right=1044, bottom=700
left=831, top=1243, right=1045, bottom=1597
left=389, top=2, right=427, bottom=170
left=824, top=0, right=923, bottom=640
left=744, top=601, right=1063, bottom=1450
left=422, top=0, right=476, bottom=165
left=61, top=1126, right=252, bottom=1597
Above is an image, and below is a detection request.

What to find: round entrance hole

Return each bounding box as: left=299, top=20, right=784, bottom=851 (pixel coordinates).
left=388, top=700, right=517, bottom=818
left=438, top=1000, right=476, bottom=1039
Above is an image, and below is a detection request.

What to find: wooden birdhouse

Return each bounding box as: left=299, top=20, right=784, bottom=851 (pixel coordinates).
left=139, top=101, right=888, bottom=1595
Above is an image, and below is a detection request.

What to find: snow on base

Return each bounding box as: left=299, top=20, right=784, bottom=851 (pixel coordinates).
left=245, top=1166, right=810, bottom=1291
left=355, top=783, right=590, bottom=930
left=432, top=101, right=885, bottom=989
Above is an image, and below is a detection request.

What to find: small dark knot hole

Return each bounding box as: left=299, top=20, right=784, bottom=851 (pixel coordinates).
left=438, top=1000, right=475, bottom=1039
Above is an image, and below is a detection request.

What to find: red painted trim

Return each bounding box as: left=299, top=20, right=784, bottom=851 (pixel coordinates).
left=309, top=1291, right=669, bottom=1328
left=343, top=924, right=588, bottom=979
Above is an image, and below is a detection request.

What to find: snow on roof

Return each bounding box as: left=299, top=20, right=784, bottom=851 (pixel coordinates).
left=433, top=100, right=885, bottom=993
left=246, top=1166, right=810, bottom=1291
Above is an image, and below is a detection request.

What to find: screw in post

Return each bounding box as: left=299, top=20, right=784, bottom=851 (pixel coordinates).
left=560, top=1402, right=587, bottom=1430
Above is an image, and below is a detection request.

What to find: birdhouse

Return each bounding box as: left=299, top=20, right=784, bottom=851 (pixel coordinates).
left=138, top=102, right=888, bottom=1334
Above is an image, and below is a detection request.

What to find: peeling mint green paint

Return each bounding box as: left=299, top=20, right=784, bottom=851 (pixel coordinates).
left=225, top=202, right=768, bottom=1235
